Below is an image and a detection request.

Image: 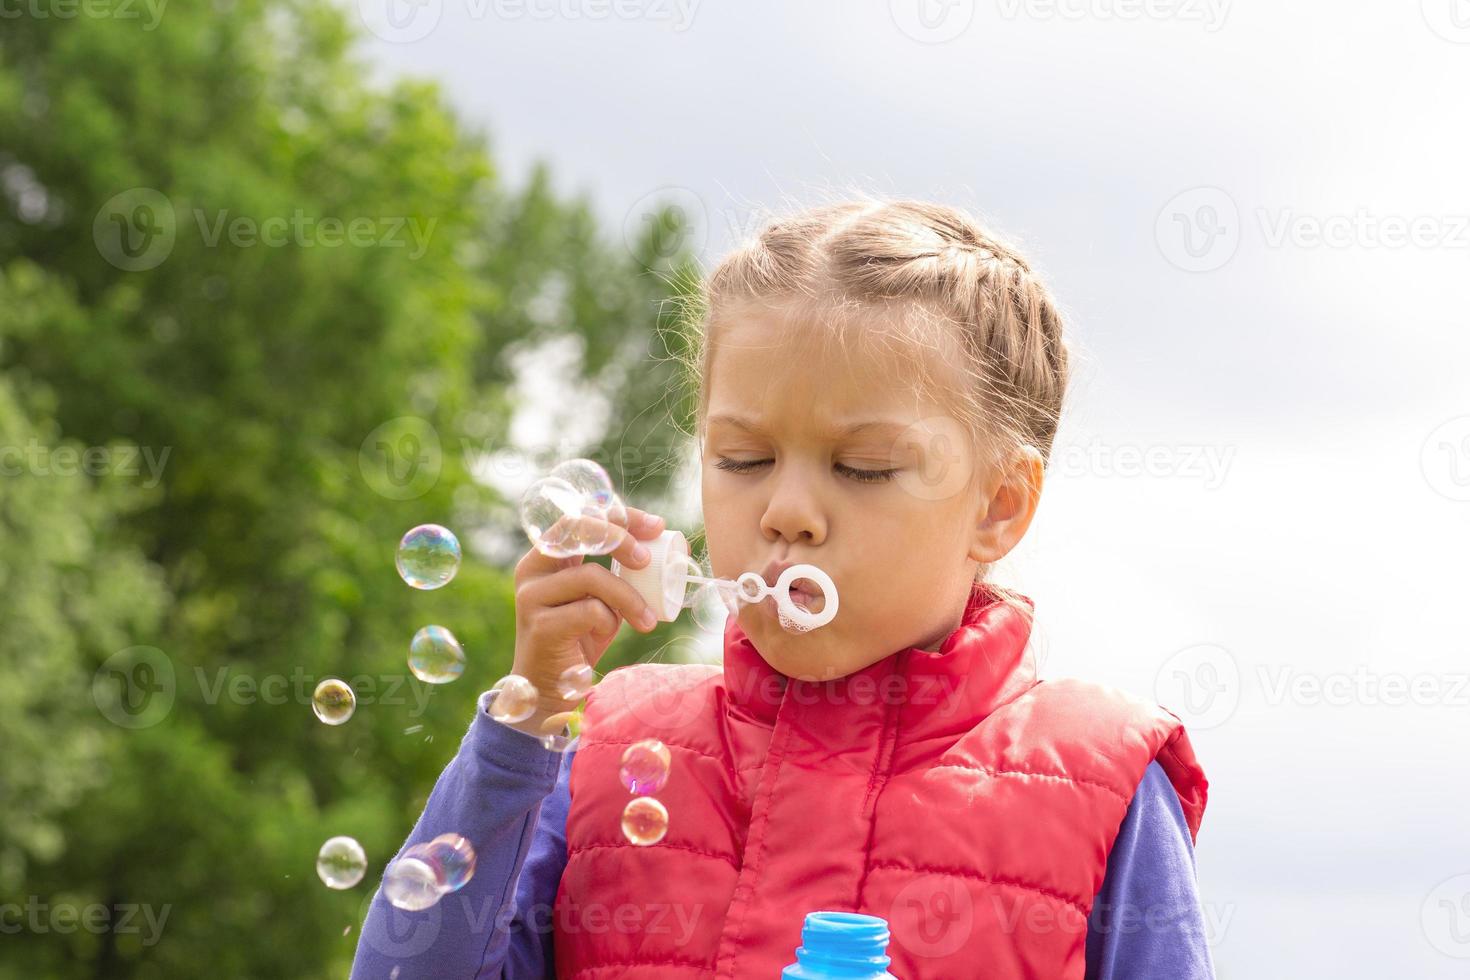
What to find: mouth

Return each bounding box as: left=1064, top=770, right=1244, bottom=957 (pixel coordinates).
left=766, top=581, right=825, bottom=614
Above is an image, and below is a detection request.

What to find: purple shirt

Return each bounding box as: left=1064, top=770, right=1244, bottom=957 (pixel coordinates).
left=351, top=691, right=1215, bottom=979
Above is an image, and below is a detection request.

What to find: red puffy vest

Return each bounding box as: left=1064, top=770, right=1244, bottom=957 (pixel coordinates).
left=553, top=584, right=1208, bottom=979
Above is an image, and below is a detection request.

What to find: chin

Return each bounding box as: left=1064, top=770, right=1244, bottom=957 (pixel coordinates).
left=743, top=616, right=848, bottom=681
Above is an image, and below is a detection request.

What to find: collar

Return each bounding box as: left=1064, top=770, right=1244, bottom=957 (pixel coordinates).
left=720, top=583, right=1039, bottom=743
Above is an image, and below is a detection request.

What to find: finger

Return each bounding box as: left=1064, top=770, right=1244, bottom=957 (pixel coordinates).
left=532, top=563, right=658, bottom=633
left=540, top=595, right=621, bottom=644
left=621, top=506, right=665, bottom=539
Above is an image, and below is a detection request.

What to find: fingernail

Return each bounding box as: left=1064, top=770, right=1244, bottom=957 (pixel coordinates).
left=641, top=512, right=663, bottom=530
left=632, top=542, right=651, bottom=564
left=640, top=608, right=658, bottom=629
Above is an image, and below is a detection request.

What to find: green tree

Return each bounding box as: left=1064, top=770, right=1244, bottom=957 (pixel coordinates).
left=0, top=1, right=698, bottom=975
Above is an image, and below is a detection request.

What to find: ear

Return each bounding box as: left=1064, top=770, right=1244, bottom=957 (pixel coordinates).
left=968, top=445, right=1044, bottom=564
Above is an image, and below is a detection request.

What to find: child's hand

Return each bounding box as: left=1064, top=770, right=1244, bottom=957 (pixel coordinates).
left=506, top=506, right=666, bottom=737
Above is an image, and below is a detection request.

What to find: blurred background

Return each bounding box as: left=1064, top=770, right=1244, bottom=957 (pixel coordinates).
left=2, top=1, right=1468, bottom=977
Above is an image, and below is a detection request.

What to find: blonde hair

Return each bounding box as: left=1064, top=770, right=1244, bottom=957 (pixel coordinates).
left=670, top=195, right=1072, bottom=610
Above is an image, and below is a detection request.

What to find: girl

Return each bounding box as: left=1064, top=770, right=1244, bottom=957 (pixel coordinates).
left=351, top=199, right=1213, bottom=979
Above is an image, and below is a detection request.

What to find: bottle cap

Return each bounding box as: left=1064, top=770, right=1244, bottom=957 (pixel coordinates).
left=611, top=528, right=689, bottom=622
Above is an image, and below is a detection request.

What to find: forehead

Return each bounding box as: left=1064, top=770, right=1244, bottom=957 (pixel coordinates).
left=704, top=303, right=964, bottom=437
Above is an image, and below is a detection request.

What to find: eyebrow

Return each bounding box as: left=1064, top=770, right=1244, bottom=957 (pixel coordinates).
left=705, top=414, right=910, bottom=438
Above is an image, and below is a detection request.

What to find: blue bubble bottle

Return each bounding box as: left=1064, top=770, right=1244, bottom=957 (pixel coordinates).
left=781, top=911, right=899, bottom=979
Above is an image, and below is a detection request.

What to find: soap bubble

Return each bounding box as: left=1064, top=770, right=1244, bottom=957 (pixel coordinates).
left=488, top=674, right=539, bottom=723
left=549, top=459, right=626, bottom=526
left=383, top=853, right=441, bottom=911
left=395, top=524, right=461, bottom=590
left=421, top=833, right=477, bottom=892
left=538, top=708, right=581, bottom=752
left=312, top=678, right=356, bottom=725
left=316, top=836, right=367, bottom=889
left=519, top=477, right=628, bottom=559
left=690, top=581, right=737, bottom=634
left=408, top=625, right=465, bottom=684
left=619, top=738, right=671, bottom=795
left=382, top=834, right=477, bottom=911
left=556, top=663, right=596, bottom=701
left=621, top=797, right=668, bottom=846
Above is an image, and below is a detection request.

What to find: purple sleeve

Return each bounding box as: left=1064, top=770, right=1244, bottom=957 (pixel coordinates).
left=1085, top=760, right=1216, bottom=980
left=349, top=690, right=573, bottom=980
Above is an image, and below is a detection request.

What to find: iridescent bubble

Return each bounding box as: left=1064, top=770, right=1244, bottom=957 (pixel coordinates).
left=316, top=836, right=367, bottom=889
left=538, top=710, right=579, bottom=753
left=312, top=678, right=356, bottom=725
left=383, top=852, right=441, bottom=911
left=422, top=833, right=477, bottom=892
left=621, top=797, right=668, bottom=846
left=619, top=738, right=671, bottom=795
left=395, top=524, right=462, bottom=590
left=409, top=625, right=465, bottom=684
left=487, top=674, right=539, bottom=723
left=519, top=476, right=626, bottom=559
left=556, top=663, right=596, bottom=701
left=549, top=459, right=627, bottom=526
left=690, top=581, right=737, bottom=634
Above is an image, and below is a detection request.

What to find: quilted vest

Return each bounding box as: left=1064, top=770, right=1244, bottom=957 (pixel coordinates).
left=552, top=584, right=1208, bottom=979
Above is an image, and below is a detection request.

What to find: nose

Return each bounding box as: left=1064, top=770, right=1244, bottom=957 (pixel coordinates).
left=758, top=461, right=827, bottom=546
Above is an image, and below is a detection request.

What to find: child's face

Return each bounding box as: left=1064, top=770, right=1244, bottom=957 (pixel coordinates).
left=699, top=307, right=1041, bottom=681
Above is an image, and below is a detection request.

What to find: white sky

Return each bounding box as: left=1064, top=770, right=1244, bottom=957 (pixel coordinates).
left=352, top=1, right=1470, bottom=974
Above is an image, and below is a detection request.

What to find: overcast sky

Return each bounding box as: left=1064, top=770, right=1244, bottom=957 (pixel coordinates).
left=350, top=2, right=1470, bottom=974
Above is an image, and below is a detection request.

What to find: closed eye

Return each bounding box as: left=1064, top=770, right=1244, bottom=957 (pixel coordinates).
left=712, top=457, right=900, bottom=484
